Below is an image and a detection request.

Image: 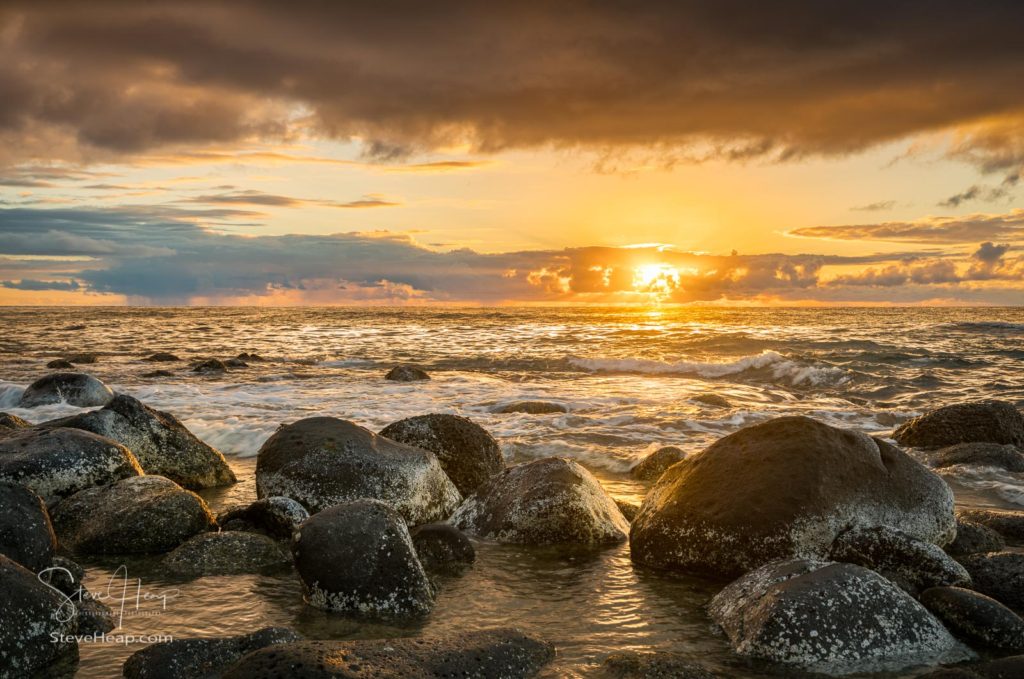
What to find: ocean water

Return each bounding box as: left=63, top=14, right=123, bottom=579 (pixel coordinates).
left=1, top=306, right=1022, bottom=677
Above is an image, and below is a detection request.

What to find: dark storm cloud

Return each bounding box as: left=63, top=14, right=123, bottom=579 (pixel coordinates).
left=790, top=209, right=1024, bottom=244
left=0, top=278, right=80, bottom=291
left=2, top=2, right=1024, bottom=167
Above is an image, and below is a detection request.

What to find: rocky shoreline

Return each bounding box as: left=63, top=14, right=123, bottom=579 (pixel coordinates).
left=1, top=369, right=1023, bottom=678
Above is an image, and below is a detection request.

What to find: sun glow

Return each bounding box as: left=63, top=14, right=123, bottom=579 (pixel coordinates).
left=632, top=263, right=681, bottom=297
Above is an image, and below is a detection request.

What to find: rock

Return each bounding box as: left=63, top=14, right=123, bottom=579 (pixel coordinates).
left=708, top=559, right=972, bottom=674
left=18, top=372, right=115, bottom=408
left=494, top=401, right=568, bottom=414
left=46, top=358, right=75, bottom=369
left=0, top=412, right=31, bottom=431
left=932, top=443, right=1024, bottom=472
left=957, top=509, right=1024, bottom=542
left=63, top=324, right=86, bottom=331
left=123, top=627, right=303, bottom=679
left=631, top=446, right=686, bottom=481
left=615, top=499, right=640, bottom=523
left=0, top=554, right=78, bottom=676
left=66, top=353, right=97, bottom=364
left=385, top=364, right=430, bottom=381
left=144, top=352, right=180, bottom=362
left=291, top=499, right=434, bottom=617
left=223, top=628, right=554, bottom=679
left=410, top=523, right=475, bottom=573
left=39, top=555, right=85, bottom=595
left=380, top=413, right=503, bottom=496
left=236, top=352, right=263, bottom=361
left=37, top=556, right=115, bottom=635
left=0, top=427, right=143, bottom=504
left=223, top=358, right=249, bottom=368
left=451, top=457, right=629, bottom=545
left=894, top=401, right=1024, bottom=449
left=0, top=481, right=57, bottom=571
left=256, top=417, right=460, bottom=523
left=602, top=651, right=719, bottom=678
left=41, top=394, right=236, bottom=490
left=192, top=358, right=227, bottom=373
left=162, top=532, right=291, bottom=577
left=692, top=393, right=732, bottom=409
left=920, top=587, right=1024, bottom=652
left=947, top=519, right=1006, bottom=557
left=959, top=552, right=1024, bottom=612
left=217, top=496, right=308, bottom=541
left=142, top=370, right=174, bottom=378
left=631, top=416, right=956, bottom=578
left=966, top=655, right=1024, bottom=678
left=51, top=475, right=216, bottom=554
left=828, top=525, right=971, bottom=595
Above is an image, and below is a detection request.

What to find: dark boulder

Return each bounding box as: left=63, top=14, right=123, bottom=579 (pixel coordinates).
left=692, top=393, right=732, bottom=409
left=631, top=417, right=956, bottom=578
left=959, top=552, right=1024, bottom=612
left=236, top=352, right=263, bottom=361
left=947, top=519, right=1006, bottom=557
left=144, top=352, right=181, bottom=362
left=894, top=401, right=1024, bottom=449
left=631, top=446, right=686, bottom=481
left=223, top=358, right=249, bottom=368
left=38, top=556, right=115, bottom=635
left=18, top=372, right=114, bottom=408
left=0, top=427, right=143, bottom=504
left=291, top=499, right=434, bottom=617
left=0, top=412, right=31, bottom=431
left=192, top=358, right=227, bottom=373
left=66, top=353, right=97, bottom=364
left=256, top=417, right=460, bottom=523
left=602, top=651, right=719, bottom=678
left=615, top=499, right=640, bottom=523
left=223, top=628, right=554, bottom=679
left=142, top=370, right=174, bottom=378
left=921, top=587, right=1024, bottom=652
left=0, top=481, right=57, bottom=571
left=0, top=554, right=78, bottom=676
left=380, top=413, right=503, bottom=496
left=162, top=532, right=291, bottom=577
left=410, top=523, right=475, bottom=573
left=217, top=496, right=309, bottom=540
left=493, top=401, right=568, bottom=414
left=451, top=457, right=629, bottom=545
left=385, top=364, right=430, bottom=381
left=51, top=475, right=216, bottom=554
left=957, top=509, right=1024, bottom=542
left=932, top=443, right=1024, bottom=472
left=46, top=359, right=75, bottom=369
left=123, top=627, right=303, bottom=679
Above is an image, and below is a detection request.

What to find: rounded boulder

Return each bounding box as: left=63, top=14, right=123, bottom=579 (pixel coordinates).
left=0, top=481, right=58, bottom=572
left=894, top=400, right=1024, bottom=449
left=18, top=372, right=114, bottom=408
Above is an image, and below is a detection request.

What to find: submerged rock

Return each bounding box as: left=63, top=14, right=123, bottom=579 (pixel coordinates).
left=144, top=352, right=180, bottom=362
left=162, top=532, right=291, bottom=577
left=957, top=508, right=1024, bottom=542
left=223, top=628, right=555, bottom=679
left=959, top=552, right=1024, bottom=612
left=52, top=475, right=216, bottom=554
left=0, top=481, right=57, bottom=571
left=602, top=651, right=719, bottom=678
left=291, top=499, right=434, bottom=617
left=0, top=412, right=31, bottom=431
left=0, top=554, right=78, bottom=676
left=931, top=443, right=1024, bottom=472
left=708, top=559, right=972, bottom=675
left=894, top=401, right=1024, bottom=449
left=223, top=358, right=248, bottom=368
left=123, top=626, right=303, bottom=679
left=18, top=372, right=114, bottom=408
left=451, top=457, right=629, bottom=545
left=380, top=413, right=503, bottom=496
left=0, top=427, right=142, bottom=504
left=41, top=393, right=236, bottom=490
left=692, top=393, right=732, bottom=409
left=920, top=587, right=1024, bottom=652
left=631, top=416, right=955, bottom=578
left=256, top=416, right=460, bottom=523
left=494, top=401, right=568, bottom=414
left=142, top=370, right=173, bottom=378
left=947, top=519, right=1006, bottom=557
left=411, top=523, right=475, bottom=573
left=385, top=364, right=430, bottom=381
left=38, top=556, right=115, bottom=635
left=46, top=358, right=75, bottom=369
left=66, top=353, right=97, bottom=364
left=236, top=352, right=263, bottom=362
left=192, top=358, right=227, bottom=373
left=217, top=496, right=309, bottom=540
left=631, top=446, right=686, bottom=481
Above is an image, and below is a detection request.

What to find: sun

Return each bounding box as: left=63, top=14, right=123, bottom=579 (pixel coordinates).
left=632, top=263, right=681, bottom=297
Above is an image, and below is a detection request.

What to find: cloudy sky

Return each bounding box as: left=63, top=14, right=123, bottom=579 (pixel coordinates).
left=2, top=1, right=1023, bottom=305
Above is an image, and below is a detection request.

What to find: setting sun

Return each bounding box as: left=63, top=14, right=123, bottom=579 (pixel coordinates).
left=632, top=263, right=681, bottom=297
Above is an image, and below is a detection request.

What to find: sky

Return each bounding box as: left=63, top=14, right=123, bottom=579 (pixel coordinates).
left=1, top=1, right=1023, bottom=306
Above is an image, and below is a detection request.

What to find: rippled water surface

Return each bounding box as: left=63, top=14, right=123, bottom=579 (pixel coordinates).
left=1, top=306, right=1022, bottom=677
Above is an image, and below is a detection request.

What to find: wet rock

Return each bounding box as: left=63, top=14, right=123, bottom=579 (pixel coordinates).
left=631, top=416, right=956, bottom=578
left=959, top=552, right=1024, bottom=612
left=41, top=394, right=236, bottom=490
left=385, top=364, right=430, bottom=381
left=947, top=519, right=1006, bottom=557
left=223, top=358, right=249, bottom=368
left=957, top=509, right=1024, bottom=542
left=692, top=393, right=732, bottom=409
left=236, top=352, right=263, bottom=362
left=46, top=358, right=75, bottom=369
left=51, top=475, right=216, bottom=554
left=961, top=655, right=1024, bottom=677
left=123, top=626, right=303, bottom=679
left=920, top=587, right=1024, bottom=652
left=0, top=412, right=31, bottom=431
left=39, top=555, right=85, bottom=594
left=630, top=446, right=686, bottom=481
left=451, top=457, right=629, bottom=545
left=142, top=370, right=173, bottom=378
left=708, top=559, right=972, bottom=675
left=0, top=481, right=57, bottom=571
left=291, top=499, right=434, bottom=617
left=144, top=352, right=180, bottom=362
left=932, top=443, right=1024, bottom=472
left=192, top=358, right=227, bottom=373
left=615, top=499, right=640, bottom=523
left=0, top=427, right=143, bottom=504
left=411, top=523, right=475, bottom=573
left=380, top=413, right=503, bottom=496
left=256, top=417, right=460, bottom=523
left=217, top=496, right=309, bottom=541
left=66, top=353, right=97, bottom=364
left=63, top=324, right=86, bottom=331
left=494, top=401, right=568, bottom=414
left=894, top=401, right=1024, bottom=449
left=828, top=525, right=970, bottom=595
left=18, top=372, right=115, bottom=408
left=162, top=532, right=291, bottom=577
left=0, top=554, right=78, bottom=676
left=602, top=651, right=719, bottom=678
left=223, top=628, right=555, bottom=679
left=38, top=556, right=115, bottom=635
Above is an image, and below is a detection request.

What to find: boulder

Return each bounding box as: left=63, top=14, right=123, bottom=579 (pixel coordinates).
left=959, top=552, right=1024, bottom=612
left=615, top=499, right=640, bottom=523
left=236, top=352, right=263, bottom=361
left=142, top=370, right=173, bottom=378
left=380, top=413, right=503, bottom=496
left=223, top=628, right=554, bottom=679
left=46, top=359, right=75, bottom=369
left=162, top=532, right=291, bottom=577
left=0, top=427, right=143, bottom=504
left=957, top=509, right=1024, bottom=542
left=217, top=496, right=309, bottom=540
left=451, top=457, right=629, bottom=545
left=0, top=554, right=78, bottom=676
left=385, top=364, right=430, bottom=381
left=631, top=416, right=956, bottom=578
left=0, top=412, right=31, bottom=431
left=631, top=446, right=686, bottom=481
left=18, top=372, right=114, bottom=408
left=494, top=401, right=568, bottom=414
left=223, top=358, right=249, bottom=368
left=894, top=401, right=1024, bottom=449
left=410, top=523, right=475, bottom=573
left=192, top=358, right=227, bottom=373
left=828, top=525, right=971, bottom=595
left=932, top=443, right=1024, bottom=472
left=123, top=627, right=303, bottom=679
left=51, top=475, right=216, bottom=554
left=256, top=417, right=460, bottom=523
left=37, top=556, right=115, bottom=635
left=0, top=481, right=57, bottom=571
left=41, top=394, right=236, bottom=489
left=947, top=519, right=1006, bottom=557
left=291, top=499, right=434, bottom=617
left=692, top=393, right=732, bottom=409
left=708, top=559, right=972, bottom=674
left=920, top=587, right=1024, bottom=652
left=66, top=353, right=97, bottom=364
left=144, top=352, right=180, bottom=362
left=602, top=652, right=719, bottom=678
